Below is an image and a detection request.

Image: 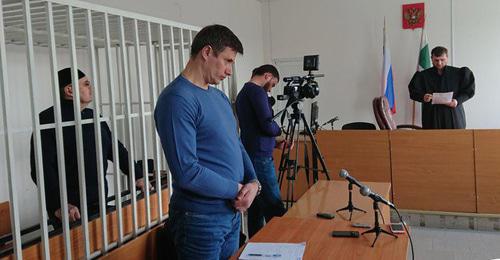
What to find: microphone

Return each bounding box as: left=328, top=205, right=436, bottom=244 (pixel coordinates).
left=360, top=186, right=395, bottom=208
left=338, top=169, right=364, bottom=188
left=321, top=116, right=339, bottom=127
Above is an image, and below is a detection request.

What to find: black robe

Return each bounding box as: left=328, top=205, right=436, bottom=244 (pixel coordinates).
left=408, top=66, right=475, bottom=129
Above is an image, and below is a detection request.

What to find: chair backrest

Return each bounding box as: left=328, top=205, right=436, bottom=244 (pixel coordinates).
left=342, top=122, right=376, bottom=130
left=372, top=97, right=385, bottom=129
left=380, top=96, right=397, bottom=130
left=372, top=96, right=397, bottom=130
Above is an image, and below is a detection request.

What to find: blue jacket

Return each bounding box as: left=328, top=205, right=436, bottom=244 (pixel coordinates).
left=155, top=76, right=256, bottom=214
left=235, top=82, right=281, bottom=157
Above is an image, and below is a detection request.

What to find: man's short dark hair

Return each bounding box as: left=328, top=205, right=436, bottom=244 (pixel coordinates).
left=431, top=46, right=448, bottom=57
left=251, top=64, right=280, bottom=81
left=190, top=24, right=243, bottom=57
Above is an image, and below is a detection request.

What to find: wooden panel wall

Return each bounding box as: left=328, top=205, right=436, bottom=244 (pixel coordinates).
left=101, top=226, right=161, bottom=260
left=273, top=130, right=391, bottom=201
left=390, top=130, right=476, bottom=212
left=272, top=129, right=500, bottom=214
left=1, top=189, right=169, bottom=260
left=316, top=130, right=391, bottom=183
left=474, top=130, right=500, bottom=213
left=0, top=202, right=10, bottom=237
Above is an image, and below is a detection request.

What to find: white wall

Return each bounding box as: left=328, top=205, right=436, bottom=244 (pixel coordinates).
left=453, top=0, right=500, bottom=128
left=263, top=0, right=500, bottom=129
left=80, top=0, right=267, bottom=89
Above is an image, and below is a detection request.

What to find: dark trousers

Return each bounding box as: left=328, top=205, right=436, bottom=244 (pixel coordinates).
left=247, top=156, right=286, bottom=238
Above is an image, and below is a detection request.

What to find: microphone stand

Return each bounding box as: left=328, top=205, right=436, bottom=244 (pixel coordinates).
left=336, top=182, right=366, bottom=220
left=320, top=116, right=339, bottom=130
left=362, top=201, right=397, bottom=247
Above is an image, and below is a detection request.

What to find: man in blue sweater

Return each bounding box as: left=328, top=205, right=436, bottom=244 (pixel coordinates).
left=235, top=64, right=287, bottom=238
left=154, top=25, right=260, bottom=259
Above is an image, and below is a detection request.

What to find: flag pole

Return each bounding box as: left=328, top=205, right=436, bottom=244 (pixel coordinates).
left=412, top=18, right=427, bottom=126
left=382, top=17, right=386, bottom=96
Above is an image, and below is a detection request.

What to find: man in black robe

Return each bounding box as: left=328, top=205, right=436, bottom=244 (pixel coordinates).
left=408, top=46, right=475, bottom=129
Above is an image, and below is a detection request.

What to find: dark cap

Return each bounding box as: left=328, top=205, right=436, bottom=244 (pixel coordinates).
left=58, top=68, right=86, bottom=89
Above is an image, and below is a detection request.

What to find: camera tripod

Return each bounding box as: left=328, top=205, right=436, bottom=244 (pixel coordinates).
left=276, top=99, right=330, bottom=209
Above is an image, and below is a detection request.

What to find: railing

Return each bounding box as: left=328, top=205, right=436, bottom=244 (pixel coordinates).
left=0, top=173, right=169, bottom=259
left=0, top=0, right=236, bottom=259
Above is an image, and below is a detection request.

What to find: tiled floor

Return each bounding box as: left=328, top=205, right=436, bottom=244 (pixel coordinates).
left=408, top=226, right=500, bottom=260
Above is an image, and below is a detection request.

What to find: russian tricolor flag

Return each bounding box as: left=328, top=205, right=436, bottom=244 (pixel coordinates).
left=382, top=19, right=396, bottom=114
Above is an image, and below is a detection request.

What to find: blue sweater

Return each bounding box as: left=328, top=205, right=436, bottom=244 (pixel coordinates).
left=154, top=75, right=256, bottom=214
left=235, top=82, right=281, bottom=157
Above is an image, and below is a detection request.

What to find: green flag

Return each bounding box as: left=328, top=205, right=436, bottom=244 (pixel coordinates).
left=418, top=27, right=431, bottom=71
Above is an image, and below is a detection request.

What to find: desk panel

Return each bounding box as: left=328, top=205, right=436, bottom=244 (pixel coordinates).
left=273, top=131, right=392, bottom=202
left=390, top=130, right=476, bottom=212
left=316, top=130, right=391, bottom=183
left=474, top=130, right=500, bottom=214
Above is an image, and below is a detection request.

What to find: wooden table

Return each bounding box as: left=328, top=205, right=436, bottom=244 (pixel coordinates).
left=234, top=217, right=408, bottom=259
left=233, top=181, right=409, bottom=259
left=285, top=180, right=392, bottom=224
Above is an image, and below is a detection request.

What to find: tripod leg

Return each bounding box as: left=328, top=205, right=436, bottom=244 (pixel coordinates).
left=336, top=206, right=350, bottom=212
left=362, top=227, right=377, bottom=236
left=380, top=228, right=398, bottom=238
left=370, top=232, right=380, bottom=247
left=289, top=116, right=302, bottom=207
left=303, top=141, right=310, bottom=186
left=301, top=113, right=330, bottom=181
left=278, top=119, right=294, bottom=188
left=283, top=115, right=300, bottom=209
left=352, top=206, right=367, bottom=213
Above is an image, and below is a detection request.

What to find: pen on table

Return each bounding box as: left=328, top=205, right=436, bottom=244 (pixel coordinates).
left=248, top=253, right=282, bottom=257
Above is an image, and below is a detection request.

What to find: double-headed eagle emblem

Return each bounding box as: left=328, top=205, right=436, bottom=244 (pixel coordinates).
left=404, top=7, right=423, bottom=27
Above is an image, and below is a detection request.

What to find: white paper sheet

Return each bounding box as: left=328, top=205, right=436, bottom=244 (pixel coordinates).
left=432, top=92, right=453, bottom=105
left=239, top=242, right=306, bottom=260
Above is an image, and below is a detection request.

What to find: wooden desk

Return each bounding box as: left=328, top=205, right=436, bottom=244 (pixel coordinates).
left=233, top=181, right=407, bottom=259
left=233, top=217, right=408, bottom=260
left=285, top=180, right=391, bottom=224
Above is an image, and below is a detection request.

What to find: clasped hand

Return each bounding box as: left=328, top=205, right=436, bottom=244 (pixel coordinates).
left=233, top=182, right=258, bottom=212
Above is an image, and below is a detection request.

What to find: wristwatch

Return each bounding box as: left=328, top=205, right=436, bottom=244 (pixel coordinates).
left=249, top=179, right=262, bottom=195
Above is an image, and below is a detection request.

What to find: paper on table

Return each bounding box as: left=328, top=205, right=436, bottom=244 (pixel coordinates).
left=432, top=92, right=453, bottom=105
left=239, top=242, right=306, bottom=260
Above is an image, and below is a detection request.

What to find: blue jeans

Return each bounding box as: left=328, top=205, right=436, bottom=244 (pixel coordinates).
left=247, top=156, right=286, bottom=238
left=167, top=210, right=241, bottom=260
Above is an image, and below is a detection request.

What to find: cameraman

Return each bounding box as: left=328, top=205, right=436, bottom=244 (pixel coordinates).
left=235, top=64, right=287, bottom=238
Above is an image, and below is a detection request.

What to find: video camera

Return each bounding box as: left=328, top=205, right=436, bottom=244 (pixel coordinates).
left=279, top=55, right=322, bottom=101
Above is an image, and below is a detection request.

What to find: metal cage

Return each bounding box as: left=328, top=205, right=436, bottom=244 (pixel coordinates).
left=0, top=0, right=237, bottom=259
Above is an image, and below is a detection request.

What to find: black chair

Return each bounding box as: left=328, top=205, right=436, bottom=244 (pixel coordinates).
left=341, top=122, right=376, bottom=130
